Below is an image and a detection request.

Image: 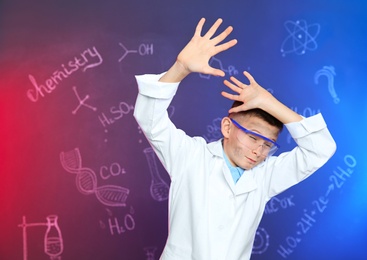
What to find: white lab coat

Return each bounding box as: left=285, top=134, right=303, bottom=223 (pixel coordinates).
left=133, top=73, right=336, bottom=260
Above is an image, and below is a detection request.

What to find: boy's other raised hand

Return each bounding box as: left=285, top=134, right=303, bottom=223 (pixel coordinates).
left=221, top=71, right=274, bottom=114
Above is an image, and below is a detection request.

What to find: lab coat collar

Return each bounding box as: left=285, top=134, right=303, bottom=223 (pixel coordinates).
left=207, top=139, right=258, bottom=195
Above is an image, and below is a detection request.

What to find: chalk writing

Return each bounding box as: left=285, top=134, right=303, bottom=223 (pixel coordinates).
left=99, top=207, right=136, bottom=236
left=277, top=154, right=357, bottom=258
left=108, top=215, right=135, bottom=235
left=287, top=107, right=321, bottom=144
left=144, top=247, right=157, bottom=260
left=71, top=86, right=97, bottom=114
left=98, top=101, right=134, bottom=128
left=60, top=148, right=130, bottom=207
left=100, top=162, right=127, bottom=180
left=144, top=147, right=169, bottom=202
left=27, top=46, right=103, bottom=102
left=118, top=43, right=154, bottom=62
left=264, top=195, right=295, bottom=215
left=98, top=101, right=134, bottom=127
left=291, top=106, right=321, bottom=118
left=98, top=101, right=134, bottom=142
left=314, top=66, right=340, bottom=104
left=18, top=215, right=64, bottom=260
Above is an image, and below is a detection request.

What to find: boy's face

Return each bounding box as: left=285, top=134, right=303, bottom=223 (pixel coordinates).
left=222, top=114, right=280, bottom=170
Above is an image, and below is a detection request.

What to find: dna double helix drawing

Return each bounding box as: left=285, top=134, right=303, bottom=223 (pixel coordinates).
left=60, top=148, right=130, bottom=207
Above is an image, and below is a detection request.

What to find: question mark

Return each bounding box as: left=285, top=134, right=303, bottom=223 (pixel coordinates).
left=314, top=66, right=340, bottom=104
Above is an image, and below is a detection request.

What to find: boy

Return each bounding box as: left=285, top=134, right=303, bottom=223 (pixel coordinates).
left=133, top=18, right=336, bottom=260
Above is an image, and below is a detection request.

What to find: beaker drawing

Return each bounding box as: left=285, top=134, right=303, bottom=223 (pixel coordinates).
left=44, top=215, right=63, bottom=258
left=143, top=147, right=169, bottom=201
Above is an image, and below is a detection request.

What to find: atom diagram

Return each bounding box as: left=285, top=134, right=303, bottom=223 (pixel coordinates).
left=280, top=20, right=320, bottom=56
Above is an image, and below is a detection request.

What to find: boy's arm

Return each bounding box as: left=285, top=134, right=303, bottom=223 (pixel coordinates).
left=221, top=71, right=302, bottom=124
left=159, top=18, right=237, bottom=83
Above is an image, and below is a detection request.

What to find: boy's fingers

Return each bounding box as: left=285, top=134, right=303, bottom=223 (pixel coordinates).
left=224, top=79, right=241, bottom=93
left=212, top=26, right=234, bottom=45
left=214, top=39, right=238, bottom=55
left=204, top=18, right=223, bottom=39
left=230, top=76, right=246, bottom=88
left=194, top=18, right=206, bottom=36
left=221, top=91, right=239, bottom=101
left=243, top=71, right=256, bottom=84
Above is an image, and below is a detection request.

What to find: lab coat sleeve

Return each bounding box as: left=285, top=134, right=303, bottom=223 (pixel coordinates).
left=263, top=113, right=337, bottom=198
left=133, top=73, right=205, bottom=180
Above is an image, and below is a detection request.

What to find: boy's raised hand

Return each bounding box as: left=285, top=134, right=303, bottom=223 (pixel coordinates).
left=160, top=18, right=237, bottom=83
left=222, top=71, right=303, bottom=124
left=178, top=18, right=237, bottom=76
left=221, top=71, right=274, bottom=113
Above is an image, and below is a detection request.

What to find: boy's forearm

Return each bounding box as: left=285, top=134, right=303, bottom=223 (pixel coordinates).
left=159, top=61, right=190, bottom=83
left=260, top=95, right=303, bottom=124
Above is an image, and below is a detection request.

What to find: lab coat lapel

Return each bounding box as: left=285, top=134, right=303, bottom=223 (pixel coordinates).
left=235, top=171, right=257, bottom=195
left=207, top=139, right=258, bottom=195
left=222, top=163, right=236, bottom=193
left=207, top=140, right=237, bottom=193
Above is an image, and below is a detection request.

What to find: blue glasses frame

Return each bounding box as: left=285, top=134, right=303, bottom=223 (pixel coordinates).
left=230, top=118, right=280, bottom=149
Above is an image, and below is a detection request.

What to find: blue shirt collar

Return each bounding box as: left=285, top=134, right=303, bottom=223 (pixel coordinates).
left=222, top=149, right=245, bottom=184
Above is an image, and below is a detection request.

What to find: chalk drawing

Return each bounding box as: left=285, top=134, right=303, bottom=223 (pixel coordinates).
left=252, top=227, right=270, bottom=255
left=199, top=57, right=238, bottom=79
left=143, top=147, right=169, bottom=202
left=314, top=66, right=340, bottom=104
left=71, top=86, right=97, bottom=115
left=18, top=215, right=64, bottom=260
left=60, top=148, right=130, bottom=207
left=281, top=20, right=320, bottom=56
left=118, top=43, right=154, bottom=62
left=203, top=117, right=222, bottom=142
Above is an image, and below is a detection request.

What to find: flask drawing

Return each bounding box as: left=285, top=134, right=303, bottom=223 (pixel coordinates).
left=143, top=147, right=169, bottom=201
left=44, top=215, right=63, bottom=258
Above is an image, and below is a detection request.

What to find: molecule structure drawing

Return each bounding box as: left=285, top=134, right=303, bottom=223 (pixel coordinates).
left=280, top=20, right=320, bottom=56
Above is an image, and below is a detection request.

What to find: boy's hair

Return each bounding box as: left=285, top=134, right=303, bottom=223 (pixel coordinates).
left=230, top=101, right=284, bottom=132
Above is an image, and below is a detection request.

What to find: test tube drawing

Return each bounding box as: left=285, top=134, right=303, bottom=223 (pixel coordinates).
left=18, top=215, right=63, bottom=260
left=60, top=148, right=130, bottom=207
left=143, top=147, right=169, bottom=202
